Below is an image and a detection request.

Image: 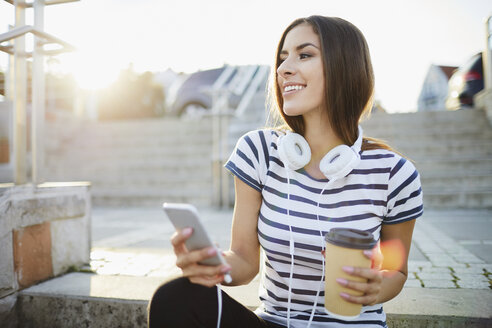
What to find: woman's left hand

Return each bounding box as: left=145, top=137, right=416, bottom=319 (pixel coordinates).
left=336, top=247, right=384, bottom=306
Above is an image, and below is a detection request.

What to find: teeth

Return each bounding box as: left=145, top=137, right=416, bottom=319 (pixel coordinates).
left=284, top=85, right=305, bottom=92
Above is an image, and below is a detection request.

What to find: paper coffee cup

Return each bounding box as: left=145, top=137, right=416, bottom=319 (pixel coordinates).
left=324, top=228, right=377, bottom=319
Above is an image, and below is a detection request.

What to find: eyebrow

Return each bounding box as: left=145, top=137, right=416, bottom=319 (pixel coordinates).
left=280, top=42, right=319, bottom=55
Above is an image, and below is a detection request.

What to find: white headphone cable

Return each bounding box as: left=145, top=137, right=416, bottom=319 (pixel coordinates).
left=307, top=183, right=330, bottom=328
left=216, top=283, right=223, bottom=328
left=285, top=169, right=295, bottom=328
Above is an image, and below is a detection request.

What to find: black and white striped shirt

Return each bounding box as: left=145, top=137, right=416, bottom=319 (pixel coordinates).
left=225, top=129, right=423, bottom=328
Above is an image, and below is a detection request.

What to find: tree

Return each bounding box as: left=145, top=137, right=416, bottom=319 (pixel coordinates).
left=97, top=66, right=165, bottom=120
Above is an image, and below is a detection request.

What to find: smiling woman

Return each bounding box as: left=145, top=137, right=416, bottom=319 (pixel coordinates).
left=148, top=15, right=423, bottom=328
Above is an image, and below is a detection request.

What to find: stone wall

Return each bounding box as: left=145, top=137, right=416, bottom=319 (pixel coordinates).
left=0, top=182, right=91, bottom=326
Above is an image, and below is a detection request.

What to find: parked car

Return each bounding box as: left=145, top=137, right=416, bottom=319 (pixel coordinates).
left=445, top=52, right=484, bottom=110
left=170, top=67, right=225, bottom=116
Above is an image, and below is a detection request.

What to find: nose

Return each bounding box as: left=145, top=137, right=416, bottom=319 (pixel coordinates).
left=277, top=58, right=295, bottom=78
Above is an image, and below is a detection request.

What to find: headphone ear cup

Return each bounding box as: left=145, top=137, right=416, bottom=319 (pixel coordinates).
left=278, top=133, right=311, bottom=170
left=319, top=145, right=359, bottom=182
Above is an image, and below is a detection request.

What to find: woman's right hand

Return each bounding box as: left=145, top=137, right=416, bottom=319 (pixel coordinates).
left=171, top=227, right=232, bottom=287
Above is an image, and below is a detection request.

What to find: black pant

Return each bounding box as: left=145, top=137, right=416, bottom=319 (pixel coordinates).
left=148, top=277, right=285, bottom=328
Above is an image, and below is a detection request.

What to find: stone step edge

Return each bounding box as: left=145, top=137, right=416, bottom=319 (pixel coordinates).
left=14, top=273, right=492, bottom=328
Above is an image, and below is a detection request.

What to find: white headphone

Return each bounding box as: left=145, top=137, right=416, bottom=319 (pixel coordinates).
left=278, top=125, right=363, bottom=327
left=277, top=125, right=363, bottom=182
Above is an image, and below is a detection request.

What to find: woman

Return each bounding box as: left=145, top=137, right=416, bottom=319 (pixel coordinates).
left=149, top=15, right=423, bottom=328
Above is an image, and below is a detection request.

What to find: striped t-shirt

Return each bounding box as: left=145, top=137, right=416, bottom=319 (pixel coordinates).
left=225, top=129, right=423, bottom=328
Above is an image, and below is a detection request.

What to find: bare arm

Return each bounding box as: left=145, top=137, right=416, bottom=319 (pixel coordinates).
left=338, top=219, right=416, bottom=305
left=171, top=176, right=261, bottom=287
left=376, top=219, right=416, bottom=303
left=222, top=176, right=263, bottom=286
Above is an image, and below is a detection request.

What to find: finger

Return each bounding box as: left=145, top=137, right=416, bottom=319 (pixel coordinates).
left=339, top=292, right=378, bottom=306
left=171, top=228, right=193, bottom=254
left=342, top=266, right=382, bottom=282
left=182, top=263, right=231, bottom=279
left=176, top=246, right=218, bottom=269
left=336, top=278, right=381, bottom=296
left=364, top=249, right=384, bottom=269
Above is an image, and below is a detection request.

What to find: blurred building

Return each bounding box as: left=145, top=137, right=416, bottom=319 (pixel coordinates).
left=418, top=64, right=457, bottom=111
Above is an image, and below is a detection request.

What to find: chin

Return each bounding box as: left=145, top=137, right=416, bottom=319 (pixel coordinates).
left=282, top=106, right=304, bottom=117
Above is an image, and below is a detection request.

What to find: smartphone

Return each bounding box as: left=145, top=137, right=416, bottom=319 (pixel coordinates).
left=163, top=203, right=232, bottom=283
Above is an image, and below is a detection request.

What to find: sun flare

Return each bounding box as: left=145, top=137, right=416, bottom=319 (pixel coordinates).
left=380, top=239, right=406, bottom=272
left=57, top=51, right=121, bottom=91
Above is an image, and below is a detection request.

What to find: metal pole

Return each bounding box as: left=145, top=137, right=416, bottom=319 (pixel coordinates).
left=5, top=26, right=15, bottom=102
left=13, top=0, right=27, bottom=184
left=484, top=16, right=492, bottom=90
left=211, top=91, right=221, bottom=207
left=32, top=0, right=46, bottom=184
left=220, top=111, right=230, bottom=209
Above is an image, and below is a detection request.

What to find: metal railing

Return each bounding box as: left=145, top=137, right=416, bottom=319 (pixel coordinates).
left=483, top=15, right=492, bottom=90
left=475, top=14, right=492, bottom=125
left=0, top=0, right=77, bottom=184
left=208, top=65, right=269, bottom=207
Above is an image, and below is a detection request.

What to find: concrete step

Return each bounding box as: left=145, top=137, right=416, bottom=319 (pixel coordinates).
left=43, top=110, right=492, bottom=208
left=366, top=130, right=492, bottom=144
left=420, top=172, right=492, bottom=189
left=56, top=169, right=211, bottom=183
left=91, top=187, right=213, bottom=207
left=362, top=109, right=488, bottom=127
left=46, top=117, right=213, bottom=133
left=45, top=154, right=213, bottom=169
left=61, top=129, right=213, bottom=143
left=414, top=156, right=492, bottom=171
left=51, top=138, right=492, bottom=162
left=423, top=187, right=492, bottom=208
left=88, top=178, right=212, bottom=189
left=392, top=141, right=492, bottom=157
left=15, top=272, right=492, bottom=328
left=45, top=165, right=213, bottom=183
left=48, top=144, right=213, bottom=161
left=66, top=135, right=214, bottom=150
left=48, top=157, right=213, bottom=171
left=49, top=170, right=212, bottom=187
left=363, top=121, right=491, bottom=136
left=92, top=195, right=211, bottom=207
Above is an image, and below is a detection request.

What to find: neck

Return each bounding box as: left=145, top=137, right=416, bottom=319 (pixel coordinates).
left=303, top=112, right=344, bottom=161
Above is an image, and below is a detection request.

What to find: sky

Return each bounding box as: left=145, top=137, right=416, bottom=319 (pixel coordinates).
left=0, top=0, right=491, bottom=113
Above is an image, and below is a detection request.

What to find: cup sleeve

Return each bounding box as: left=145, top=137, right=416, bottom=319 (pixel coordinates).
left=384, top=157, right=424, bottom=224
left=224, top=130, right=268, bottom=192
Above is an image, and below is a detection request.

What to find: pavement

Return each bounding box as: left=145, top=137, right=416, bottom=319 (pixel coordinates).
left=17, top=206, right=491, bottom=327
left=88, top=206, right=492, bottom=291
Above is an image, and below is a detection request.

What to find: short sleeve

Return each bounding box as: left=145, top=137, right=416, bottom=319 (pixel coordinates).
left=224, top=130, right=270, bottom=192
left=384, top=156, right=424, bottom=224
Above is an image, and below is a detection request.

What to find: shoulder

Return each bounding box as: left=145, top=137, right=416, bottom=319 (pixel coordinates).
left=239, top=129, right=282, bottom=143
left=237, top=129, right=283, bottom=152
left=361, top=148, right=418, bottom=175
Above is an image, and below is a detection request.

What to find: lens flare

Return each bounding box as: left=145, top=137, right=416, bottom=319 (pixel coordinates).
left=380, top=239, right=406, bottom=272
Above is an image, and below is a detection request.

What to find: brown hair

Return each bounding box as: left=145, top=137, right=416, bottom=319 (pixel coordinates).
left=267, top=15, right=392, bottom=152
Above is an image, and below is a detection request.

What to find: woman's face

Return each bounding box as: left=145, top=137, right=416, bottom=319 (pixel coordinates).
left=277, top=23, right=325, bottom=118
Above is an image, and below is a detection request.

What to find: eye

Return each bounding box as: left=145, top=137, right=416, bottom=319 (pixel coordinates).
left=299, top=53, right=312, bottom=60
